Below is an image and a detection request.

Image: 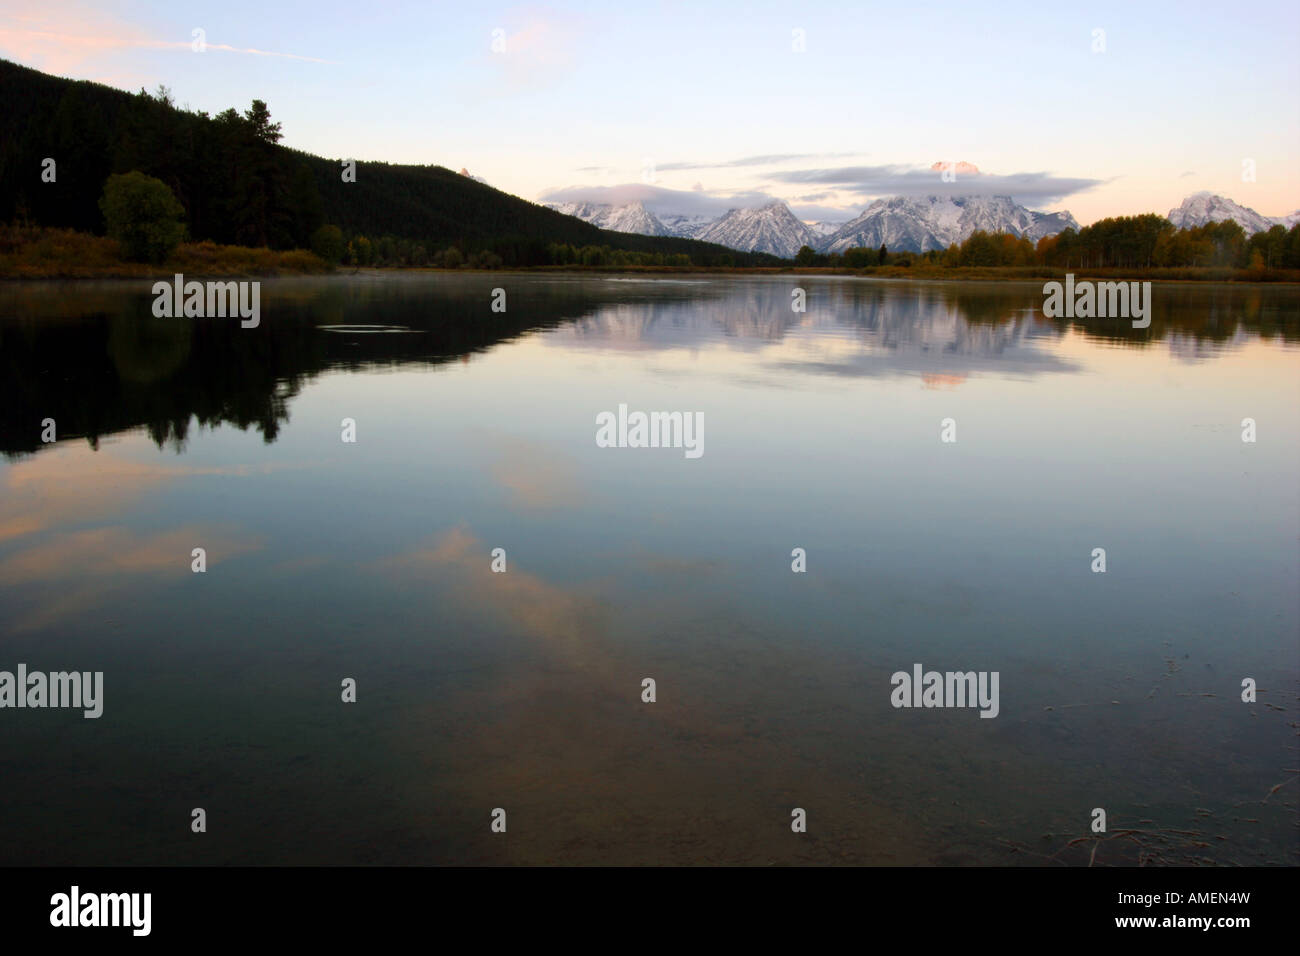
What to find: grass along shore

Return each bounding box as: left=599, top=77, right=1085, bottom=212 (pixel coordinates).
left=0, top=225, right=329, bottom=278
left=3, top=225, right=1299, bottom=283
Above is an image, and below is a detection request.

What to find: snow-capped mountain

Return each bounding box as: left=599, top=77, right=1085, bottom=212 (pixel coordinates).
left=547, top=188, right=1297, bottom=260
left=547, top=200, right=673, bottom=236
left=694, top=201, right=818, bottom=257
left=1022, top=210, right=1080, bottom=239
left=1167, top=194, right=1275, bottom=234
left=547, top=199, right=816, bottom=252
left=819, top=195, right=1079, bottom=254
left=657, top=212, right=716, bottom=238
left=548, top=194, right=1079, bottom=258
left=806, top=220, right=847, bottom=239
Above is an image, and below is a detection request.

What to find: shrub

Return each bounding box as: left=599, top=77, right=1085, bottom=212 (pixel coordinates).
left=310, top=224, right=345, bottom=265
left=98, top=171, right=186, bottom=263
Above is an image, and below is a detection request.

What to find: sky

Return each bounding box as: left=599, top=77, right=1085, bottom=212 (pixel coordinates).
left=2, top=0, right=1297, bottom=226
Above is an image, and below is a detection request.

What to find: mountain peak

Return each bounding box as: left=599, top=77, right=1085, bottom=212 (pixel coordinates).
left=547, top=199, right=671, bottom=236
left=694, top=202, right=815, bottom=256
left=930, top=161, right=981, bottom=176
left=1167, top=194, right=1274, bottom=233
left=821, top=194, right=1077, bottom=254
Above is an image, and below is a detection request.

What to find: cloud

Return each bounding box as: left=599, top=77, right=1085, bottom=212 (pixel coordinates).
left=0, top=11, right=334, bottom=77
left=372, top=526, right=604, bottom=666
left=0, top=440, right=302, bottom=545
left=542, top=161, right=1102, bottom=221
left=7, top=31, right=333, bottom=63
left=0, top=525, right=261, bottom=584
left=769, top=164, right=1104, bottom=205
left=0, top=524, right=264, bottom=631
left=481, top=6, right=584, bottom=94
left=921, top=373, right=968, bottom=390
left=541, top=182, right=764, bottom=218
left=171, top=39, right=334, bottom=63
left=539, top=181, right=851, bottom=222
left=656, top=152, right=862, bottom=172
left=481, top=434, right=585, bottom=510
left=0, top=0, right=147, bottom=74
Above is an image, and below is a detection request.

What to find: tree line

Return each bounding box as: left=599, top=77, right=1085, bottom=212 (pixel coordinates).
left=795, top=215, right=1300, bottom=272
left=0, top=58, right=774, bottom=268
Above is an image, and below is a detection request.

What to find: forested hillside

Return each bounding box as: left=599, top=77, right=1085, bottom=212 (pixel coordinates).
left=0, top=58, right=774, bottom=266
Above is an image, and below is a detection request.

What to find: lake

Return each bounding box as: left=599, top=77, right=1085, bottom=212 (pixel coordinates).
left=1, top=273, right=1297, bottom=865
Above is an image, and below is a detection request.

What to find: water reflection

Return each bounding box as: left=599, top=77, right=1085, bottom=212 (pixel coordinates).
left=0, top=274, right=1296, bottom=866
left=2, top=275, right=1296, bottom=457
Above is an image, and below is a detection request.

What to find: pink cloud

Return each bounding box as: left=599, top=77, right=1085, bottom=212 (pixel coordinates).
left=0, top=0, right=332, bottom=80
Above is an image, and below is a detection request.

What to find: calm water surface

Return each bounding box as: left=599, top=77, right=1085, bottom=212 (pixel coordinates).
left=1, top=273, right=1297, bottom=865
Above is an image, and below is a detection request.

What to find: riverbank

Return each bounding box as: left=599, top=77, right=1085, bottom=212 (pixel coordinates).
left=4, top=225, right=1300, bottom=283
left=0, top=225, right=330, bottom=278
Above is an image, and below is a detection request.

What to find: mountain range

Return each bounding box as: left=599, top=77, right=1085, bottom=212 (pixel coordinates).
left=820, top=196, right=1079, bottom=254
left=549, top=192, right=1300, bottom=259
left=549, top=195, right=1079, bottom=257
